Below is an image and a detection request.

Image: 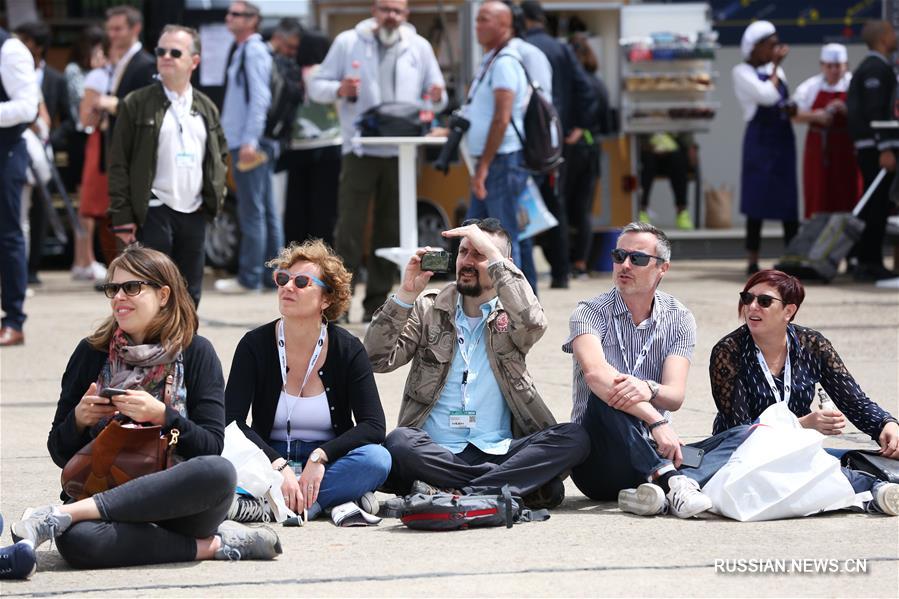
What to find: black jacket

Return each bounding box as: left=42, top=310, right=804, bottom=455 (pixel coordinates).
left=523, top=26, right=598, bottom=135
left=47, top=336, right=227, bottom=470
left=225, top=320, right=387, bottom=463
left=105, top=49, right=156, bottom=165
left=42, top=65, right=73, bottom=149
left=847, top=52, right=897, bottom=151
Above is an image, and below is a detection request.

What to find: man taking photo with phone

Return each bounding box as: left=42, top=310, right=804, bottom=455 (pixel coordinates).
left=364, top=219, right=588, bottom=509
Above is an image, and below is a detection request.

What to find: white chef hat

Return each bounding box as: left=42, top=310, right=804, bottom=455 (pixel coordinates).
left=740, top=20, right=776, bottom=60
left=820, top=43, right=848, bottom=64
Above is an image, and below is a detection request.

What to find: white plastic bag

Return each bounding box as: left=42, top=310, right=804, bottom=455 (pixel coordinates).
left=518, top=177, right=559, bottom=240
left=221, top=422, right=295, bottom=522
left=702, top=403, right=865, bottom=521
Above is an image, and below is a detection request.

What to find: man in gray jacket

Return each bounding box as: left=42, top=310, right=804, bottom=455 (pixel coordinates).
left=308, top=0, right=446, bottom=321
left=364, top=219, right=588, bottom=508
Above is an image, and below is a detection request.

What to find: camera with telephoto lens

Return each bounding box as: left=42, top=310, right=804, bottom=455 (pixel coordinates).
left=433, top=110, right=471, bottom=174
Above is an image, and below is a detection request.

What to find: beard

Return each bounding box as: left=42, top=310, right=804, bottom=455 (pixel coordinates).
left=377, top=26, right=401, bottom=46
left=456, top=266, right=483, bottom=297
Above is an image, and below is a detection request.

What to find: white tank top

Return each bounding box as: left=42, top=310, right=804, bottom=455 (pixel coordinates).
left=270, top=390, right=335, bottom=442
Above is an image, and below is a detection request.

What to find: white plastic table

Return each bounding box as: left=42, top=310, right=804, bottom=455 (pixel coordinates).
left=351, top=135, right=447, bottom=269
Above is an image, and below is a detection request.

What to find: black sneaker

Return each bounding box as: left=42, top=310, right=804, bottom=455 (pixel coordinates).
left=747, top=263, right=760, bottom=275
left=522, top=477, right=565, bottom=510
left=214, top=521, right=282, bottom=561
left=227, top=495, right=272, bottom=523
left=0, top=541, right=36, bottom=580
left=853, top=264, right=898, bottom=282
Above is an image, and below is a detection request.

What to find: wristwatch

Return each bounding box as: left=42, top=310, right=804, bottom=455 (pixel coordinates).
left=644, top=379, right=660, bottom=401
left=309, top=449, right=327, bottom=464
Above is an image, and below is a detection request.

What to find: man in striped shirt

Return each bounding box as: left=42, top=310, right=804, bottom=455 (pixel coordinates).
left=562, top=222, right=724, bottom=518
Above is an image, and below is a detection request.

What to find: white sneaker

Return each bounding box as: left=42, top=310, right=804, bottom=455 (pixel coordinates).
left=214, top=278, right=259, bottom=295
left=618, top=483, right=667, bottom=516
left=71, top=265, right=92, bottom=281
left=873, top=482, right=899, bottom=516
left=666, top=475, right=712, bottom=518
left=88, top=261, right=107, bottom=280
left=356, top=491, right=379, bottom=516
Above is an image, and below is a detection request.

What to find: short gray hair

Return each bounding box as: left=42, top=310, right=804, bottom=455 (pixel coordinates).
left=160, top=25, right=201, bottom=55
left=618, top=221, right=672, bottom=263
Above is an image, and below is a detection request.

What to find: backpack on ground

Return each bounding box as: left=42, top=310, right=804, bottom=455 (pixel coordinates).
left=239, top=46, right=304, bottom=146
left=399, top=485, right=550, bottom=531
left=775, top=168, right=885, bottom=282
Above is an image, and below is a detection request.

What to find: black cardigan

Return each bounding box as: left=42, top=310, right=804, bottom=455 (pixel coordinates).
left=47, top=336, right=226, bottom=469
left=225, top=320, right=386, bottom=462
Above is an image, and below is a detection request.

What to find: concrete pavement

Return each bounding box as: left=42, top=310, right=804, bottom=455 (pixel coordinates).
left=1, top=260, right=897, bottom=597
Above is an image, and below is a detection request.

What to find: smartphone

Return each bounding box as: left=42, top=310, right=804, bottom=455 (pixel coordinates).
left=109, top=225, right=134, bottom=234
left=99, top=387, right=129, bottom=399
left=680, top=445, right=705, bottom=469
left=420, top=250, right=450, bottom=273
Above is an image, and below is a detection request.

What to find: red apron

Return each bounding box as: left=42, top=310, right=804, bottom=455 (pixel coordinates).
left=802, top=89, right=861, bottom=218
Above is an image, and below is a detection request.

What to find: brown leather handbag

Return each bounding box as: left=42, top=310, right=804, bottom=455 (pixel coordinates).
left=61, top=375, right=180, bottom=500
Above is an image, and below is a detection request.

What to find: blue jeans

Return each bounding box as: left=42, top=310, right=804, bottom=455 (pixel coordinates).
left=679, top=425, right=756, bottom=486
left=518, top=236, right=538, bottom=295
left=467, top=150, right=528, bottom=266
left=268, top=440, right=391, bottom=518
left=0, top=139, right=29, bottom=330
left=231, top=142, right=283, bottom=290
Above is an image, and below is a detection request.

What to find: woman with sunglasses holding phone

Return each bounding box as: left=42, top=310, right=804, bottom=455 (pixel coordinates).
left=225, top=240, right=390, bottom=523
left=12, top=245, right=282, bottom=569
left=708, top=269, right=899, bottom=514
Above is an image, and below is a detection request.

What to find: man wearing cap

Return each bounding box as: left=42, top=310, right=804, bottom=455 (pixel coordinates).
left=847, top=21, right=898, bottom=282
left=793, top=44, right=859, bottom=218
left=732, top=21, right=798, bottom=276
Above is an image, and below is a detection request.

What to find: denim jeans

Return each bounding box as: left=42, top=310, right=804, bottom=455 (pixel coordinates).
left=56, top=456, right=236, bottom=568
left=466, top=150, right=528, bottom=266
left=0, top=139, right=29, bottom=331
left=231, top=142, right=283, bottom=289
left=679, top=425, right=755, bottom=486
left=518, top=236, right=538, bottom=294
left=269, top=440, right=391, bottom=517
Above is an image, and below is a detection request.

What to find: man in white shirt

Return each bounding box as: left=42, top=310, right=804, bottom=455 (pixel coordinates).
left=0, top=27, right=40, bottom=347
left=108, top=26, right=228, bottom=305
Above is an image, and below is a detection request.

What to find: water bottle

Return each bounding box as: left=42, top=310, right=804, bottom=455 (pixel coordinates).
left=817, top=386, right=835, bottom=412
left=419, top=93, right=434, bottom=130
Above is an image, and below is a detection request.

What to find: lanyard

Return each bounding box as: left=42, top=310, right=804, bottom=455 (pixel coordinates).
left=167, top=95, right=192, bottom=152
left=613, top=315, right=658, bottom=377
left=277, top=320, right=327, bottom=449
left=465, top=42, right=509, bottom=104
left=755, top=342, right=791, bottom=404
left=457, top=320, right=485, bottom=410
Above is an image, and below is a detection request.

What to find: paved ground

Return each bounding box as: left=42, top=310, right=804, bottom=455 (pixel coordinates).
left=1, top=259, right=897, bottom=597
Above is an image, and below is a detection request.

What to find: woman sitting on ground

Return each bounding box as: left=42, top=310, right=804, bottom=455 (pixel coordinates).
left=709, top=269, right=899, bottom=515
left=225, top=240, right=391, bottom=522
left=12, top=245, right=281, bottom=568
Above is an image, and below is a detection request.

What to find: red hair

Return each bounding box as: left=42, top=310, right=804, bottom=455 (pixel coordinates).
left=738, top=269, right=805, bottom=321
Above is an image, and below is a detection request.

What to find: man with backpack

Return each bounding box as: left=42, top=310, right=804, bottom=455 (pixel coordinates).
left=308, top=0, right=445, bottom=322
left=364, top=219, right=589, bottom=509
left=215, top=1, right=281, bottom=295
left=462, top=1, right=531, bottom=267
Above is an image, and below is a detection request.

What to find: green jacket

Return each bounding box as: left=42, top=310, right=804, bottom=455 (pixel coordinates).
left=108, top=82, right=227, bottom=227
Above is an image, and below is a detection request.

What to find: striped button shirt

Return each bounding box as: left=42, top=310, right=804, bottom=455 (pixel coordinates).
left=562, top=288, right=697, bottom=424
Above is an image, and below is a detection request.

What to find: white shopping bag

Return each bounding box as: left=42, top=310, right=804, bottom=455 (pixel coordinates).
left=221, top=422, right=295, bottom=522
left=518, top=177, right=559, bottom=240
left=702, top=403, right=865, bottom=522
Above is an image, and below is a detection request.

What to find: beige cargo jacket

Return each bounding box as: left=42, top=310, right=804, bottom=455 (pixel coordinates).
left=364, top=260, right=556, bottom=437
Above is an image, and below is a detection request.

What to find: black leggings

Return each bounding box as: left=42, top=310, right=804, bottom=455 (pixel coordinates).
left=56, top=455, right=236, bottom=569
left=745, top=218, right=799, bottom=253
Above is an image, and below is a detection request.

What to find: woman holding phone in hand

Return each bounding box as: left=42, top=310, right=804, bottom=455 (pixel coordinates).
left=11, top=245, right=281, bottom=569
left=225, top=239, right=390, bottom=523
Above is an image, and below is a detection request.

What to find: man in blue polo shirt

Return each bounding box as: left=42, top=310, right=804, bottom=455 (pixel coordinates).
left=463, top=1, right=528, bottom=266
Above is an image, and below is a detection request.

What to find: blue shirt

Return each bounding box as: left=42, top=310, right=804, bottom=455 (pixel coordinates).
left=464, top=46, right=527, bottom=157
left=221, top=34, right=272, bottom=151
left=423, top=297, right=513, bottom=455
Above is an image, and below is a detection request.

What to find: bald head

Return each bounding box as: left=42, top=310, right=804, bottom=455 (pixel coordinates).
left=476, top=1, right=513, bottom=50
left=862, top=20, right=897, bottom=53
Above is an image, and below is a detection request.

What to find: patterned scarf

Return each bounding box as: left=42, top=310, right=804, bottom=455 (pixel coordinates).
left=97, top=328, right=187, bottom=418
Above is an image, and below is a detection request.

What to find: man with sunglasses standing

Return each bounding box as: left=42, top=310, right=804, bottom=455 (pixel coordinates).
left=563, top=222, right=730, bottom=517
left=108, top=26, right=227, bottom=306
left=364, top=219, right=589, bottom=509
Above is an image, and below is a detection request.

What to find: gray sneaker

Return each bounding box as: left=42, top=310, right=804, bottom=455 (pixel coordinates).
left=410, top=480, right=441, bottom=496
left=11, top=506, right=72, bottom=549
left=356, top=491, right=379, bottom=516
left=214, top=520, right=282, bottom=561
left=872, top=482, right=899, bottom=516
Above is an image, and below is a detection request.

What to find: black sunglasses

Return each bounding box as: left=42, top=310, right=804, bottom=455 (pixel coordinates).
left=611, top=248, right=665, bottom=267
left=227, top=10, right=255, bottom=18
left=101, top=280, right=160, bottom=299
left=155, top=47, right=184, bottom=59
left=273, top=270, right=331, bottom=292
left=739, top=291, right=786, bottom=308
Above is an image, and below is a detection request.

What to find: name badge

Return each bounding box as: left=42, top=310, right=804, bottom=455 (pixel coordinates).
left=449, top=410, right=477, bottom=429
left=175, top=151, right=197, bottom=168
